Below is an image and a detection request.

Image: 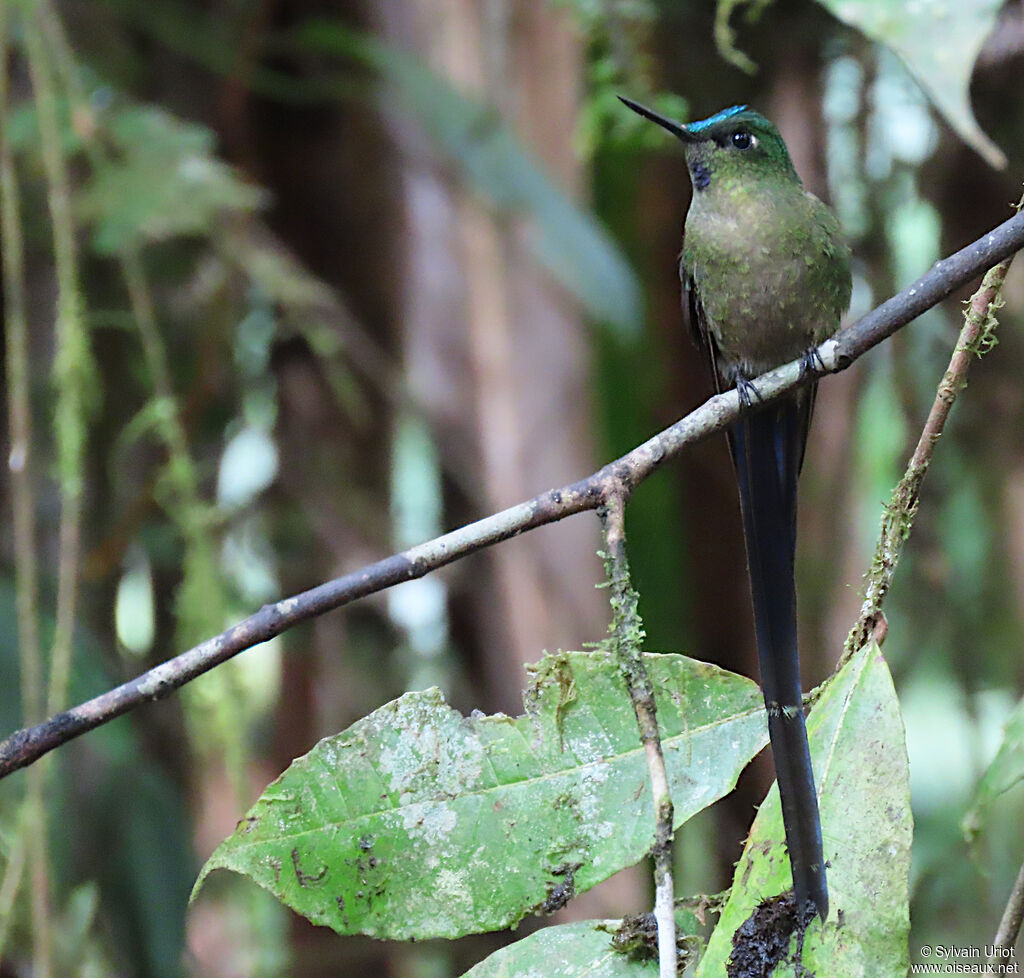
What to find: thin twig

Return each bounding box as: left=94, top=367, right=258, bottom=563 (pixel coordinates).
left=842, top=254, right=1014, bottom=663
left=988, top=856, right=1024, bottom=974
left=1, top=207, right=1024, bottom=780
left=599, top=490, right=676, bottom=978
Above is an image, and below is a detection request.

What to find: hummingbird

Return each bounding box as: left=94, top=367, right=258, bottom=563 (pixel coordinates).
left=619, top=95, right=852, bottom=924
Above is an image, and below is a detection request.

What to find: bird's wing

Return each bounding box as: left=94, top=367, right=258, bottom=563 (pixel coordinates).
left=682, top=266, right=727, bottom=395
left=683, top=263, right=819, bottom=475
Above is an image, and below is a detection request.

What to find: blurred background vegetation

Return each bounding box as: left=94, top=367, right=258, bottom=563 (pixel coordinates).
left=0, top=0, right=1023, bottom=975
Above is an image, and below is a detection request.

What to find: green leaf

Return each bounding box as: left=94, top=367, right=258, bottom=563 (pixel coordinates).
left=296, top=21, right=643, bottom=335
left=819, top=0, right=1005, bottom=167
left=79, top=105, right=265, bottom=253
left=461, top=920, right=659, bottom=977
left=962, top=694, right=1024, bottom=841
left=696, top=644, right=911, bottom=978
left=193, top=650, right=767, bottom=939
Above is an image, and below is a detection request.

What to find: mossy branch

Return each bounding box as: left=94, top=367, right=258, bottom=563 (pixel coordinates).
left=599, top=491, right=676, bottom=978
left=841, top=254, right=1015, bottom=665
left=25, top=6, right=96, bottom=724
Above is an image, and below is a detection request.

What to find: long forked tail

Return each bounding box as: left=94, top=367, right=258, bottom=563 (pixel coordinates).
left=728, top=389, right=827, bottom=922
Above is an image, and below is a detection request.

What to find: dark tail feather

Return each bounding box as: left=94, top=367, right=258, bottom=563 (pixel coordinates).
left=729, top=389, right=827, bottom=922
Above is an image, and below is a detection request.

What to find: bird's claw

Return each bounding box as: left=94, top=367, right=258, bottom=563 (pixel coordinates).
left=735, top=374, right=762, bottom=408
left=799, top=347, right=826, bottom=379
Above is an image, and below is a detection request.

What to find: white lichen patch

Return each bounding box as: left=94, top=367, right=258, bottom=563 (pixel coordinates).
left=422, top=865, right=473, bottom=928
left=566, top=727, right=617, bottom=763
left=576, top=762, right=615, bottom=839
left=371, top=691, right=486, bottom=802
left=396, top=799, right=458, bottom=846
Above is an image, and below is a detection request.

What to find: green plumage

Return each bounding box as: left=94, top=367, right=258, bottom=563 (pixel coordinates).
left=680, top=108, right=850, bottom=378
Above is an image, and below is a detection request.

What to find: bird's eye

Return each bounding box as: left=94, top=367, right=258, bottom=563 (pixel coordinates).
left=731, top=131, right=753, bottom=150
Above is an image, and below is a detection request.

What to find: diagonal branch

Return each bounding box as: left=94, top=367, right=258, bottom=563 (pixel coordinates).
left=1, top=207, right=1023, bottom=780
left=842, top=256, right=1013, bottom=663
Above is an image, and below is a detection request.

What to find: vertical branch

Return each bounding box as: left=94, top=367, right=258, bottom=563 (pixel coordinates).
left=842, top=255, right=1014, bottom=664
left=24, top=7, right=94, bottom=720
left=1, top=0, right=43, bottom=733
left=1, top=7, right=51, bottom=975
left=599, top=490, right=676, bottom=978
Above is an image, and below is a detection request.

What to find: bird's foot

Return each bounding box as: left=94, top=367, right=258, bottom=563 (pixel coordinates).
left=799, top=347, right=826, bottom=380
left=735, top=373, right=762, bottom=408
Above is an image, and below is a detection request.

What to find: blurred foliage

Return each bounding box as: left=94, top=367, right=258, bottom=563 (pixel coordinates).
left=714, top=0, right=1007, bottom=165
left=78, top=105, right=266, bottom=254
left=0, top=0, right=1022, bottom=974
left=0, top=583, right=193, bottom=977
left=819, top=0, right=1007, bottom=167
left=964, top=693, right=1024, bottom=841
left=295, top=19, right=644, bottom=335
left=552, top=0, right=692, bottom=156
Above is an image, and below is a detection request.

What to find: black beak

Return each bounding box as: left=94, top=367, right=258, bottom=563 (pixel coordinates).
left=617, top=95, right=701, bottom=143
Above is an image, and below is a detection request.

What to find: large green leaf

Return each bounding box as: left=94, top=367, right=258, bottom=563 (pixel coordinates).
left=819, top=0, right=1005, bottom=167
left=696, top=644, right=911, bottom=978
left=962, top=693, right=1024, bottom=841
left=193, top=650, right=767, bottom=939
